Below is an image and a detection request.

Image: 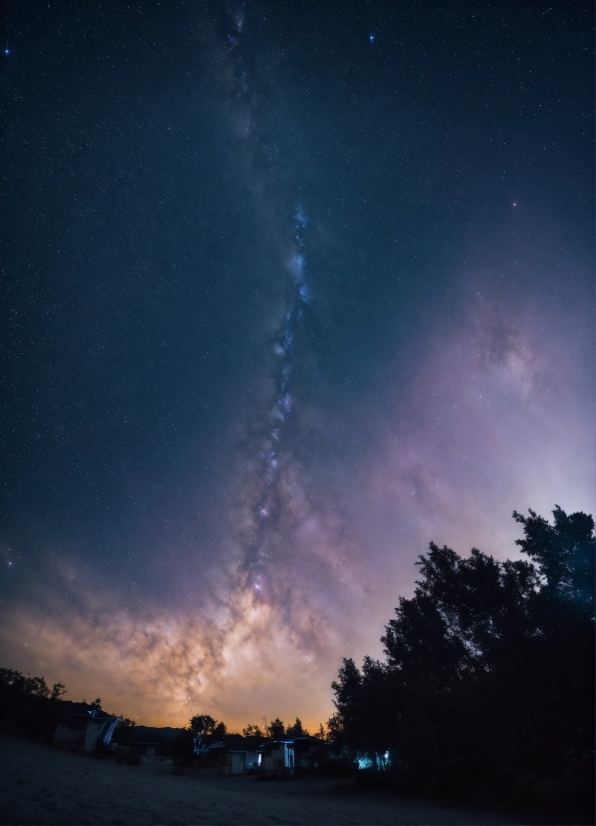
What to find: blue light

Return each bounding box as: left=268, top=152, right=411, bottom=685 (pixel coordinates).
left=368, top=33, right=376, bottom=44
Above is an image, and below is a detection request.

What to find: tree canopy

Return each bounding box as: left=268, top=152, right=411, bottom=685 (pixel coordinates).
left=286, top=717, right=309, bottom=738
left=329, top=506, right=595, bottom=814
left=188, top=714, right=216, bottom=736
left=266, top=718, right=286, bottom=739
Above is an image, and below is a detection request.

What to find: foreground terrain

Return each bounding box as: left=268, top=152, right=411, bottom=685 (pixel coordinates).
left=0, top=735, right=522, bottom=825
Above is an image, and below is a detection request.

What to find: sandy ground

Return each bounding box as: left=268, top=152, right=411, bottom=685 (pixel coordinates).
left=0, top=735, right=524, bottom=825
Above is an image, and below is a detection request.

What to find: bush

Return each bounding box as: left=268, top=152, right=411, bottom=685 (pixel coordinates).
left=172, top=728, right=195, bottom=767
left=126, top=751, right=142, bottom=766
left=315, top=758, right=353, bottom=779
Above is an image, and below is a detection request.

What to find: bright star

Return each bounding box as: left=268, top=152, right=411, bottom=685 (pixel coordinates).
left=368, top=33, right=376, bottom=44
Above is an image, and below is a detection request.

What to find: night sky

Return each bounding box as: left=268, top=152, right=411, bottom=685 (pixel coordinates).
left=1, top=0, right=593, bottom=728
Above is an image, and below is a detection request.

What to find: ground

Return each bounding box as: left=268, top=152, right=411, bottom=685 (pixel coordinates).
left=0, top=735, right=523, bottom=825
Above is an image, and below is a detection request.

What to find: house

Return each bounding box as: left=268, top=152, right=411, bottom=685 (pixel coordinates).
left=218, top=750, right=246, bottom=775
left=211, top=735, right=264, bottom=774
left=194, top=733, right=266, bottom=774
left=128, top=742, right=158, bottom=758
left=256, top=736, right=328, bottom=777
left=257, top=740, right=296, bottom=777
left=53, top=712, right=119, bottom=753
left=192, top=733, right=329, bottom=776
left=289, top=735, right=328, bottom=769
left=53, top=712, right=119, bottom=752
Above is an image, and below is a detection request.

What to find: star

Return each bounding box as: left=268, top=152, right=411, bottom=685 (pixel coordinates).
left=368, top=33, right=376, bottom=44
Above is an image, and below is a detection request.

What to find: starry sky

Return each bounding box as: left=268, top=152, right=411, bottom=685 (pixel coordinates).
left=1, top=0, right=594, bottom=729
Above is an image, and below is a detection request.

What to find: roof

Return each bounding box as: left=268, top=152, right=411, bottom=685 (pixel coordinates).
left=257, top=736, right=327, bottom=752
left=58, top=711, right=112, bottom=729
left=202, top=734, right=271, bottom=752
left=289, top=736, right=326, bottom=744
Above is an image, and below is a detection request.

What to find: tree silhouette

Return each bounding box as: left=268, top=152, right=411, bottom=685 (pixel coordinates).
left=50, top=683, right=66, bottom=701
left=316, top=723, right=327, bottom=741
left=513, top=505, right=595, bottom=608
left=286, top=717, right=309, bottom=738
left=266, top=718, right=285, bottom=739
left=212, top=720, right=227, bottom=738
left=188, top=714, right=216, bottom=736
left=0, top=669, right=71, bottom=741
left=116, top=717, right=136, bottom=744
left=242, top=723, right=264, bottom=737
left=329, top=507, right=595, bottom=814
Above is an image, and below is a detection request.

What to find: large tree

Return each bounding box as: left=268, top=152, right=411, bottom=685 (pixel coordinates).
left=188, top=714, right=216, bottom=736
left=286, top=717, right=309, bottom=738
left=329, top=507, right=595, bottom=811
left=266, top=718, right=285, bottom=739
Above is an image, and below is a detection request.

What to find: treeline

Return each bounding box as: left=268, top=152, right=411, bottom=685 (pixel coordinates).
left=187, top=713, right=321, bottom=740
left=0, top=668, right=323, bottom=757
left=0, top=668, right=130, bottom=745
left=327, top=507, right=595, bottom=814
left=0, top=669, right=74, bottom=740
left=170, top=713, right=325, bottom=766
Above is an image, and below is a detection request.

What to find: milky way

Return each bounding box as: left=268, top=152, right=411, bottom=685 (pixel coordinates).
left=216, top=2, right=319, bottom=601
left=0, top=0, right=593, bottom=729
left=247, top=205, right=310, bottom=596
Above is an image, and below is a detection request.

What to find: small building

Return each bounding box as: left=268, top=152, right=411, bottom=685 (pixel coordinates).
left=218, top=750, right=246, bottom=775
left=198, top=734, right=265, bottom=774
left=212, top=736, right=263, bottom=775
left=53, top=713, right=119, bottom=753
left=129, top=742, right=158, bottom=758
left=258, top=740, right=295, bottom=777
left=290, top=735, right=328, bottom=769
left=256, top=736, right=328, bottom=776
